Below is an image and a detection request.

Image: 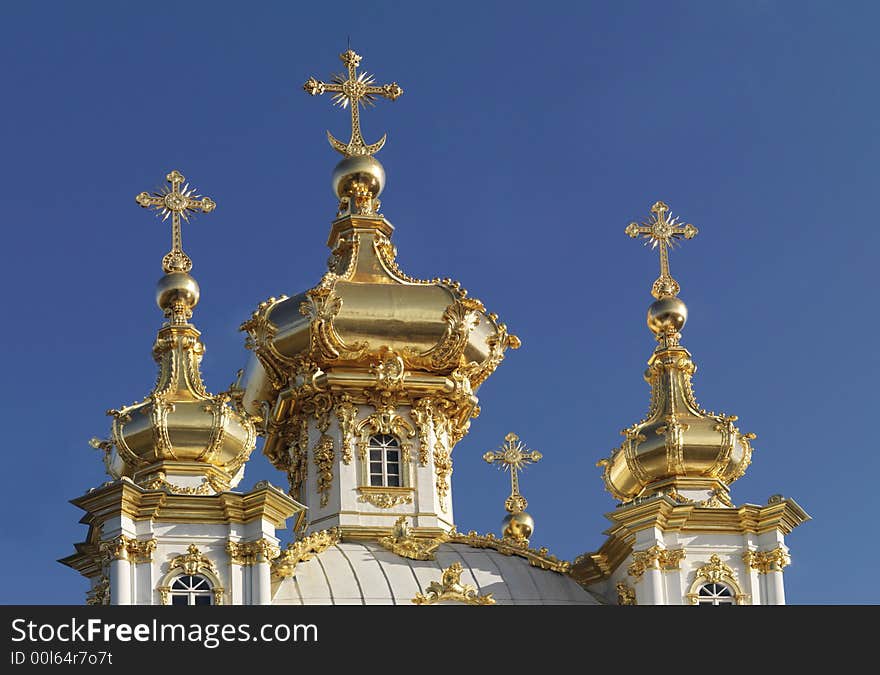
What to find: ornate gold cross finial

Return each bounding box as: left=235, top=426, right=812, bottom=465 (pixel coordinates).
left=625, top=201, right=698, bottom=299
left=136, top=170, right=216, bottom=273
left=303, top=49, right=403, bottom=157
left=483, top=432, right=542, bottom=514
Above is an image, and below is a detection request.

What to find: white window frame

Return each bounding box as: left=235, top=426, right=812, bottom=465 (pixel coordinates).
left=367, top=434, right=402, bottom=488
left=694, top=582, right=735, bottom=606
left=169, top=574, right=214, bottom=606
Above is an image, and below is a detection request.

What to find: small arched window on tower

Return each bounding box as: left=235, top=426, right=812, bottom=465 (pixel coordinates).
left=368, top=434, right=401, bottom=487
left=170, top=574, right=213, bottom=606
left=695, top=582, right=735, bottom=606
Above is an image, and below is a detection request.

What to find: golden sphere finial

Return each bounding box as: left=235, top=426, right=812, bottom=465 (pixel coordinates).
left=332, top=155, right=386, bottom=200
left=156, top=271, right=200, bottom=317
left=502, top=511, right=534, bottom=543
left=647, top=296, right=687, bottom=336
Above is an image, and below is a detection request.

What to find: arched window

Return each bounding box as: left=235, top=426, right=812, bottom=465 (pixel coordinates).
left=368, top=434, right=401, bottom=487
left=695, top=582, right=735, bottom=606
left=170, top=574, right=213, bottom=605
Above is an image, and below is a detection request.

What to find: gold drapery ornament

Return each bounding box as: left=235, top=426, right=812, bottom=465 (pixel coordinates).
left=412, top=562, right=495, bottom=606
left=483, top=432, right=542, bottom=514
left=303, top=49, right=403, bottom=157
left=135, top=170, right=216, bottom=273
left=625, top=200, right=698, bottom=299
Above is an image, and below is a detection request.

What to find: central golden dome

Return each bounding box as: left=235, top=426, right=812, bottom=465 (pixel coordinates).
left=241, top=156, right=520, bottom=402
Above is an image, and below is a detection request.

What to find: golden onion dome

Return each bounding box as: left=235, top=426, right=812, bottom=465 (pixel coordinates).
left=240, top=155, right=520, bottom=408
left=91, top=171, right=256, bottom=495
left=598, top=201, right=755, bottom=506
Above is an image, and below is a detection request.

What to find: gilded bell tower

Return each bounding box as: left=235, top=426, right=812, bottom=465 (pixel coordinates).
left=240, top=50, right=520, bottom=537
left=572, top=201, right=810, bottom=605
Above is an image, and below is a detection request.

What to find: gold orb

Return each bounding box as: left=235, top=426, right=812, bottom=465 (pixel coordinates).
left=647, top=296, right=687, bottom=335
left=332, top=155, right=385, bottom=199
left=156, top=271, right=200, bottom=312
left=502, top=511, right=534, bottom=542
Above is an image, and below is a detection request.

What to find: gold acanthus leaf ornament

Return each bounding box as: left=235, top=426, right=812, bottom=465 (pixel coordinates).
left=627, top=545, right=686, bottom=580
left=412, top=562, right=495, bottom=606
left=98, top=535, right=157, bottom=564
left=402, top=297, right=485, bottom=371
left=299, top=276, right=368, bottom=362
left=226, top=539, right=281, bottom=566
left=272, top=528, right=341, bottom=579
left=742, top=547, right=791, bottom=574
left=239, top=294, right=291, bottom=391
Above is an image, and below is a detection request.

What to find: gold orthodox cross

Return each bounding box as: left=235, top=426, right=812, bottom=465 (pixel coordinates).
left=483, top=433, right=542, bottom=514
left=625, top=201, right=698, bottom=299
left=135, top=170, right=216, bottom=273
left=303, top=49, right=403, bottom=157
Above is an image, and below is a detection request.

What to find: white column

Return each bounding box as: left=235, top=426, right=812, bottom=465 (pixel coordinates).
left=645, top=567, right=664, bottom=605
left=254, top=561, right=271, bottom=605
left=109, top=559, right=131, bottom=605
left=767, top=570, right=785, bottom=605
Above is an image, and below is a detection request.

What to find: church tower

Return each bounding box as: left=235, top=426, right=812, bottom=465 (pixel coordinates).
left=61, top=170, right=303, bottom=605
left=239, top=49, right=520, bottom=539
left=571, top=201, right=810, bottom=605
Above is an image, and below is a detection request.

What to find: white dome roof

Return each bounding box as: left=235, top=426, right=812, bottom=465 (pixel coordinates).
left=271, top=540, right=601, bottom=605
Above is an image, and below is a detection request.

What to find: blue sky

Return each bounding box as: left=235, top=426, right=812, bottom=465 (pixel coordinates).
left=1, top=1, right=876, bottom=604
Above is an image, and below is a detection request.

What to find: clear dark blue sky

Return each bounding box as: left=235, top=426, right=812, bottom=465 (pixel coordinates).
left=1, top=1, right=876, bottom=604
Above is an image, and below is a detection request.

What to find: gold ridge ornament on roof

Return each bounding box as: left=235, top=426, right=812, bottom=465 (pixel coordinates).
left=136, top=170, right=216, bottom=274
left=304, top=49, right=403, bottom=157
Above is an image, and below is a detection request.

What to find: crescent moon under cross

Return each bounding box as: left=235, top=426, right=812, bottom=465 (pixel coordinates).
left=327, top=130, right=387, bottom=157
left=304, top=49, right=402, bottom=158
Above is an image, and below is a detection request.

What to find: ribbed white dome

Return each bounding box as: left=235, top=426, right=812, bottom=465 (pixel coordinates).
left=272, top=541, right=600, bottom=605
